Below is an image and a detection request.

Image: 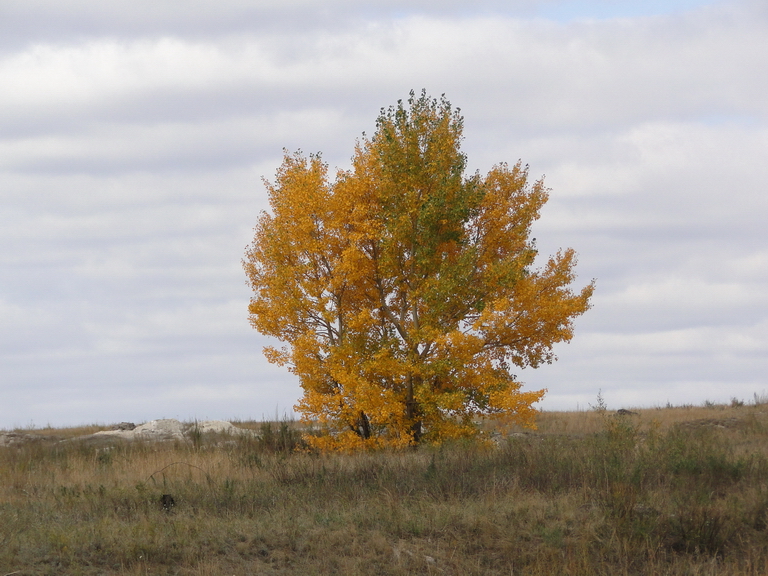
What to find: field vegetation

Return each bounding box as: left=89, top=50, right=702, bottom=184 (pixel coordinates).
left=3, top=398, right=768, bottom=575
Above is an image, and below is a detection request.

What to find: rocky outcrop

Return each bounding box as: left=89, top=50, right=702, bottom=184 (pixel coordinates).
left=1, top=419, right=256, bottom=448
left=111, top=422, right=136, bottom=431
left=93, top=418, right=185, bottom=440
left=0, top=431, right=49, bottom=447
left=92, top=418, right=249, bottom=441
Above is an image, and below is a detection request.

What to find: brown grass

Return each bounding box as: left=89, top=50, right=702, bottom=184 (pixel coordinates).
left=2, top=402, right=768, bottom=575
left=10, top=423, right=113, bottom=440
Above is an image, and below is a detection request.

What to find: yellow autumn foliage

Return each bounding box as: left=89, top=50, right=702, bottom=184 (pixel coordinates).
left=244, top=91, right=594, bottom=450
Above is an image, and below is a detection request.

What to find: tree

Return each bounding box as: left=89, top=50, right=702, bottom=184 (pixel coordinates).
left=243, top=91, right=594, bottom=450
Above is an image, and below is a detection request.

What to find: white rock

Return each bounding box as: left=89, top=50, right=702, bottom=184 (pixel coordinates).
left=134, top=419, right=186, bottom=438
left=91, top=418, right=252, bottom=441
left=193, top=420, right=236, bottom=434
left=93, top=418, right=184, bottom=440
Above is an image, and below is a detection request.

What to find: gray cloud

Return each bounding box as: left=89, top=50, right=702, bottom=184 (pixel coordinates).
left=1, top=0, right=766, bottom=426
left=0, top=0, right=548, bottom=52
left=3, top=5, right=764, bottom=143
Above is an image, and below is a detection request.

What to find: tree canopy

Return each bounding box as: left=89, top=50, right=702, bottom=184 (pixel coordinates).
left=244, top=91, right=594, bottom=450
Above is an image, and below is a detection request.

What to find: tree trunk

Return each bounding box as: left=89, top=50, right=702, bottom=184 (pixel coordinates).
left=405, top=375, right=423, bottom=444
left=354, top=411, right=372, bottom=439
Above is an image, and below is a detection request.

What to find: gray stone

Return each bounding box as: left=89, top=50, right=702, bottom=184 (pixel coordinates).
left=193, top=420, right=237, bottom=434
left=111, top=422, right=136, bottom=431
left=93, top=418, right=185, bottom=440
left=91, top=419, right=255, bottom=442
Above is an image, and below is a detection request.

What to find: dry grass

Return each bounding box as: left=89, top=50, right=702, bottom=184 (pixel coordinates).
left=507, top=396, right=768, bottom=438
left=10, top=424, right=113, bottom=440
left=2, top=403, right=768, bottom=575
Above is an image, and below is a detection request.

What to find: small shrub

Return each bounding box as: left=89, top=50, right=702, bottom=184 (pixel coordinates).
left=257, top=419, right=305, bottom=453
left=186, top=420, right=203, bottom=450
left=663, top=502, right=733, bottom=556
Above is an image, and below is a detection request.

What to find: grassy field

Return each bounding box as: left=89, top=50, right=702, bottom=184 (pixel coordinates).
left=2, top=401, right=768, bottom=575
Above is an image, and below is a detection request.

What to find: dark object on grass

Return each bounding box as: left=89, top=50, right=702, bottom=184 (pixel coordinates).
left=616, top=409, right=639, bottom=416
left=160, top=494, right=176, bottom=511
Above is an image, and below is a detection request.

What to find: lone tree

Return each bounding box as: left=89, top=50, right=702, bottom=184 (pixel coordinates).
left=244, top=91, right=594, bottom=450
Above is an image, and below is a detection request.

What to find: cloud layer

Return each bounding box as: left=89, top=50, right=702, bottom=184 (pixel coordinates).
left=1, top=0, right=766, bottom=427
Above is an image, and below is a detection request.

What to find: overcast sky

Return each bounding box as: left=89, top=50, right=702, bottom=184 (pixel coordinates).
left=1, top=0, right=766, bottom=428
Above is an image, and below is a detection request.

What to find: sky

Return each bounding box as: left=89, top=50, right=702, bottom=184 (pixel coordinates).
left=1, top=0, right=766, bottom=428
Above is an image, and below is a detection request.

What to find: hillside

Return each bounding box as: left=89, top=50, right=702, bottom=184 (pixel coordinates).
left=2, top=401, right=768, bottom=575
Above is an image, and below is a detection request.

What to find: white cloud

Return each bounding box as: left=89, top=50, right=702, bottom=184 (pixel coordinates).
left=4, top=3, right=766, bottom=132
left=0, top=0, right=766, bottom=426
